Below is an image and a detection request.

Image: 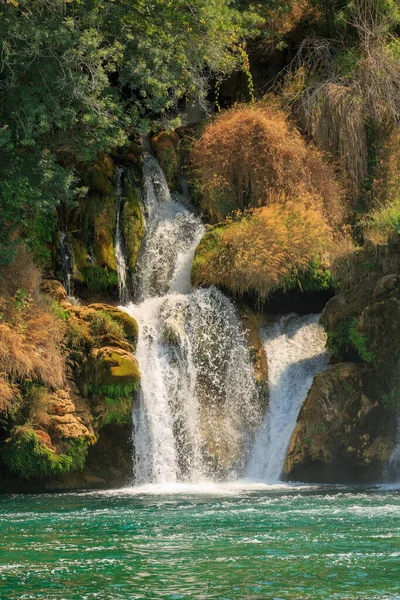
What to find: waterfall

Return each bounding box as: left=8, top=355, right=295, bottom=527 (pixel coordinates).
left=59, top=229, right=72, bottom=296
left=114, top=167, right=129, bottom=304
left=122, top=156, right=262, bottom=484
left=246, top=314, right=328, bottom=483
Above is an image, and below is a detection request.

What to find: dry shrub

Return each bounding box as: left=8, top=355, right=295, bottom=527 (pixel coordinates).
left=0, top=246, right=41, bottom=321
left=299, top=83, right=368, bottom=203
left=191, top=196, right=332, bottom=299
left=192, top=103, right=343, bottom=225
left=0, top=245, right=66, bottom=390
left=257, top=1, right=321, bottom=52
left=370, top=128, right=400, bottom=209
left=0, top=376, right=20, bottom=414
left=0, top=313, right=65, bottom=389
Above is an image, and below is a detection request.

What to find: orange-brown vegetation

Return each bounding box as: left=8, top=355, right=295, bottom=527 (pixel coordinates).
left=258, top=0, right=320, bottom=44
left=191, top=103, right=344, bottom=225
left=0, top=247, right=65, bottom=397
left=191, top=196, right=332, bottom=299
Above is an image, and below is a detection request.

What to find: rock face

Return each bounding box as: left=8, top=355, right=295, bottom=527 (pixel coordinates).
left=284, top=238, right=400, bottom=483
left=0, top=291, right=140, bottom=491
left=60, top=146, right=144, bottom=300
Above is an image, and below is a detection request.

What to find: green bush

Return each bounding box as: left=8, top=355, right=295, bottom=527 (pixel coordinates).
left=365, top=197, right=400, bottom=242
left=327, top=317, right=375, bottom=363
left=283, top=258, right=332, bottom=293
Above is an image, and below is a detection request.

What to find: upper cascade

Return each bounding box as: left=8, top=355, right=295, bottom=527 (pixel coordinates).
left=135, top=156, right=204, bottom=301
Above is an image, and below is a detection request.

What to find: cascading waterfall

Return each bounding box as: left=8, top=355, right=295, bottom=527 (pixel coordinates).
left=246, top=314, right=328, bottom=483
left=114, top=167, right=129, bottom=304
left=122, top=156, right=262, bottom=484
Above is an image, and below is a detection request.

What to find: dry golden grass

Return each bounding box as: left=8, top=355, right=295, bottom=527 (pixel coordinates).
left=0, top=315, right=65, bottom=389
left=0, top=376, right=20, bottom=414
left=299, top=84, right=368, bottom=204
left=192, top=103, right=344, bottom=225
left=192, top=195, right=332, bottom=299
left=0, top=246, right=65, bottom=391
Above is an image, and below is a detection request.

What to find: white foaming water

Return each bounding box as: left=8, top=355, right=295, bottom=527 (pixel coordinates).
left=122, top=156, right=261, bottom=485
left=246, top=314, right=328, bottom=483
left=114, top=167, right=129, bottom=304
left=136, top=157, right=204, bottom=300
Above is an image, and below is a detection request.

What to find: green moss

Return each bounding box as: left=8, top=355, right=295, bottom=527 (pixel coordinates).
left=151, top=131, right=180, bottom=186
left=71, top=238, right=90, bottom=272
left=191, top=225, right=225, bottom=285
left=1, top=428, right=92, bottom=479
left=87, top=383, right=137, bottom=426
left=82, top=267, right=118, bottom=292
left=87, top=383, right=138, bottom=398
left=121, top=180, right=144, bottom=270
left=87, top=349, right=140, bottom=388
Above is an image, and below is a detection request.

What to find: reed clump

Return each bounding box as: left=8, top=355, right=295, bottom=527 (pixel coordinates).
left=192, top=102, right=344, bottom=225
left=191, top=196, right=332, bottom=300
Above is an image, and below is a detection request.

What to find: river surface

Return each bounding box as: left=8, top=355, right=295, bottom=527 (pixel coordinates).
left=1, top=484, right=400, bottom=600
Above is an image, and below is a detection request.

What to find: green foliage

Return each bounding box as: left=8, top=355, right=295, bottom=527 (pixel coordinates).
left=365, top=197, right=400, bottom=242
left=0, top=0, right=258, bottom=264
left=81, top=267, right=118, bottom=292
left=333, top=48, right=361, bottom=79
left=51, top=301, right=71, bottom=322
left=327, top=317, right=375, bottom=363
left=1, top=428, right=91, bottom=479
left=284, top=258, right=332, bottom=293
left=26, top=211, right=58, bottom=268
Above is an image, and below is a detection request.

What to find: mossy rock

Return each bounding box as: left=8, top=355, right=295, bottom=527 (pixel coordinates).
left=90, top=153, right=116, bottom=196
left=71, top=238, right=90, bottom=273
left=87, top=347, right=140, bottom=388
left=121, top=180, right=144, bottom=270
left=151, top=130, right=180, bottom=187
left=88, top=303, right=139, bottom=346
left=2, top=427, right=93, bottom=479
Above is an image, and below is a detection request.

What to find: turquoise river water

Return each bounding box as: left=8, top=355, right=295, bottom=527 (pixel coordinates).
left=1, top=483, right=400, bottom=600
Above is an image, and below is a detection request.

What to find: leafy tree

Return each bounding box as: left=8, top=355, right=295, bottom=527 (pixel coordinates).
left=0, top=0, right=258, bottom=264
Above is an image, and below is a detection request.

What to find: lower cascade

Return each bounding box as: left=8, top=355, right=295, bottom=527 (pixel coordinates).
left=246, top=314, right=328, bottom=483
